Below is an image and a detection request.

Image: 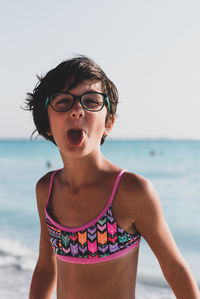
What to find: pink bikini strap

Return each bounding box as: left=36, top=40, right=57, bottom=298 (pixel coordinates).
left=45, top=169, right=61, bottom=210
left=107, top=169, right=127, bottom=207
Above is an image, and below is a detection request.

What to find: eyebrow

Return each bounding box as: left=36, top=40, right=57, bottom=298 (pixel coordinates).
left=62, top=89, right=102, bottom=95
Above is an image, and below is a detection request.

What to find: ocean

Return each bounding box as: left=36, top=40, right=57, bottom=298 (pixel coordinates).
left=0, top=139, right=199, bottom=298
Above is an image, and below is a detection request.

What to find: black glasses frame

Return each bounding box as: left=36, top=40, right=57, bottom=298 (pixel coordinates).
left=45, top=91, right=110, bottom=112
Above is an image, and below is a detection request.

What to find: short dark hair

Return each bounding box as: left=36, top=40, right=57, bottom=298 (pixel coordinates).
left=25, top=55, right=119, bottom=145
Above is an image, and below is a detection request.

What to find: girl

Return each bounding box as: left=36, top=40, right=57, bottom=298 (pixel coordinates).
left=26, top=56, right=199, bottom=299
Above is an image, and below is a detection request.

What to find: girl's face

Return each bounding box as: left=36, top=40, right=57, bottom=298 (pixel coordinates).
left=47, top=80, right=114, bottom=158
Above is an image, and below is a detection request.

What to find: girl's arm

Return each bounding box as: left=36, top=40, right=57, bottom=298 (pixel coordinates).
left=132, top=176, right=200, bottom=299
left=29, top=175, right=57, bottom=299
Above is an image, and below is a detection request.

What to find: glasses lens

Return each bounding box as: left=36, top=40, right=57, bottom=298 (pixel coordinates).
left=82, top=93, right=104, bottom=111
left=51, top=93, right=73, bottom=111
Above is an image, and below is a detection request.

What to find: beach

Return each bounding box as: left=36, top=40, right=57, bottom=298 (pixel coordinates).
left=0, top=139, right=199, bottom=298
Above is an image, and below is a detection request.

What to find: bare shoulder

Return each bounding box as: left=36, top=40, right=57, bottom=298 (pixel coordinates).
left=35, top=171, right=56, bottom=214
left=36, top=171, right=54, bottom=197
left=121, top=171, right=162, bottom=222
left=122, top=171, right=158, bottom=200
left=121, top=171, right=168, bottom=244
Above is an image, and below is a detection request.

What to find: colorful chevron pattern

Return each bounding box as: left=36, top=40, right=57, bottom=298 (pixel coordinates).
left=45, top=205, right=141, bottom=263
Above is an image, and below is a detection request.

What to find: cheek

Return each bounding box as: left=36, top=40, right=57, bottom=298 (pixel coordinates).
left=47, top=111, right=64, bottom=136
left=47, top=116, right=56, bottom=134
left=91, top=111, right=107, bottom=131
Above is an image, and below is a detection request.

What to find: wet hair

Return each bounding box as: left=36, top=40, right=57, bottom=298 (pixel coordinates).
left=25, top=55, right=119, bottom=145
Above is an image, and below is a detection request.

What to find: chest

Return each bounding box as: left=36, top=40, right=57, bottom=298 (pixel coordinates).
left=48, top=181, right=136, bottom=235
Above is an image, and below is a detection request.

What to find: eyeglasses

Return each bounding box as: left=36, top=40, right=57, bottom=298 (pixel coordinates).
left=45, top=91, right=111, bottom=112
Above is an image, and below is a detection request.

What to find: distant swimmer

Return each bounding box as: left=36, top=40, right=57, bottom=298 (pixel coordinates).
left=46, top=160, right=52, bottom=169
left=150, top=150, right=156, bottom=156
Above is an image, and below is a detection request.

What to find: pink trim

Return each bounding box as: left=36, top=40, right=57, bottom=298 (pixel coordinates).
left=45, top=169, right=127, bottom=233
left=56, top=240, right=140, bottom=264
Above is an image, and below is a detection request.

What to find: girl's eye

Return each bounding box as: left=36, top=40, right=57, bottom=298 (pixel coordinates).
left=83, top=94, right=103, bottom=107
left=85, top=98, right=98, bottom=104
left=52, top=95, right=73, bottom=108
left=84, top=98, right=99, bottom=107
left=56, top=99, right=71, bottom=105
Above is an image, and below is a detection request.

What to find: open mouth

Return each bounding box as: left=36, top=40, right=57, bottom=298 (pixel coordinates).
left=67, top=129, right=86, bottom=146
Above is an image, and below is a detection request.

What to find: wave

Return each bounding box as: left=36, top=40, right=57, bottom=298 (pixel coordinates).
left=0, top=235, right=37, bottom=271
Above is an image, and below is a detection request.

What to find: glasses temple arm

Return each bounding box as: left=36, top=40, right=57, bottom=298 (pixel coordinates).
left=45, top=97, right=49, bottom=109
left=106, top=97, right=111, bottom=112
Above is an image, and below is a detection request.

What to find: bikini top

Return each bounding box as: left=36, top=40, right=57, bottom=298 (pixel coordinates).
left=45, top=169, right=141, bottom=264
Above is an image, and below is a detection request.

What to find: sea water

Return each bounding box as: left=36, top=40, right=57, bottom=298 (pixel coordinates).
left=0, top=139, right=199, bottom=298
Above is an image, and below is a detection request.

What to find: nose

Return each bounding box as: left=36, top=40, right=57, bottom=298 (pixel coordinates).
left=70, top=99, right=85, bottom=119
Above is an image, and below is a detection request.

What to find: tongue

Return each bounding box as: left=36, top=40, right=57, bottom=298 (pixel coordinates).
left=67, top=130, right=85, bottom=146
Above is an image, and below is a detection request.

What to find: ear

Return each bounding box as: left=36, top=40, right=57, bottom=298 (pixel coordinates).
left=104, top=115, right=116, bottom=136
left=46, top=128, right=52, bottom=136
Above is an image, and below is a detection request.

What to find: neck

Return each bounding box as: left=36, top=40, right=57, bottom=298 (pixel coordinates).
left=59, top=149, right=109, bottom=190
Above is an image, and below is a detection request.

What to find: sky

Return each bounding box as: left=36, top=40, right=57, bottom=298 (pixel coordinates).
left=1, top=0, right=200, bottom=139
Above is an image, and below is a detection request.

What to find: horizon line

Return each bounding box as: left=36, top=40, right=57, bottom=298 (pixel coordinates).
left=0, top=137, right=200, bottom=142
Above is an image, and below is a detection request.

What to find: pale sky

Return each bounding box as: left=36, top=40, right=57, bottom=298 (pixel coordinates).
left=1, top=0, right=200, bottom=139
